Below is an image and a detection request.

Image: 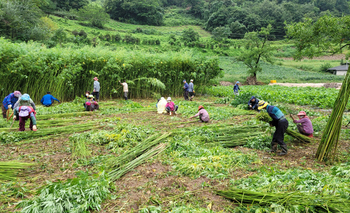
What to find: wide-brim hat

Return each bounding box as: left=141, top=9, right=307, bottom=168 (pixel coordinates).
left=93, top=77, right=98, bottom=80
left=297, top=111, right=307, bottom=116
left=198, top=105, right=204, bottom=111
left=258, top=100, right=268, bottom=110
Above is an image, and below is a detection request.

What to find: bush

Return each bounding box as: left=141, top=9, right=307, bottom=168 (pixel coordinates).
left=75, top=3, right=110, bottom=28
left=319, top=62, right=333, bottom=73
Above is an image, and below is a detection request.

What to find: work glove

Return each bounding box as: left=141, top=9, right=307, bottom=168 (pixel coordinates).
left=13, top=116, right=16, bottom=120
left=8, top=105, right=12, bottom=109
left=33, top=125, right=37, bottom=131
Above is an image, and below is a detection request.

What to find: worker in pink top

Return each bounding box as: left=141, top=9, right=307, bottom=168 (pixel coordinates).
left=190, top=105, right=209, bottom=123
left=165, top=97, right=178, bottom=115
left=291, top=111, right=314, bottom=138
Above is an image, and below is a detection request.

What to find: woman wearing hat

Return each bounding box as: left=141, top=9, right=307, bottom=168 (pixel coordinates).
left=13, top=94, right=37, bottom=131
left=291, top=111, right=314, bottom=138
left=93, top=77, right=100, bottom=102
left=183, top=80, right=189, bottom=101
left=188, top=79, right=195, bottom=101
left=165, top=97, right=178, bottom=115
left=233, top=81, right=240, bottom=96
left=190, top=105, right=209, bottom=123
left=258, top=100, right=289, bottom=156
left=2, top=91, right=21, bottom=118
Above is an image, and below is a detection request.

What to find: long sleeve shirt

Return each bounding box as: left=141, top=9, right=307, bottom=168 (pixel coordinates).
left=188, top=83, right=194, bottom=92
left=14, top=99, right=36, bottom=110
left=183, top=83, right=189, bottom=91
left=41, top=94, right=60, bottom=106
left=248, top=97, right=259, bottom=109
left=165, top=102, right=175, bottom=111
left=266, top=105, right=285, bottom=126
left=233, top=84, right=240, bottom=92
left=193, top=109, right=210, bottom=122
left=294, top=117, right=314, bottom=134
left=2, top=93, right=19, bottom=110
left=94, top=81, right=100, bottom=92
left=14, top=106, right=37, bottom=125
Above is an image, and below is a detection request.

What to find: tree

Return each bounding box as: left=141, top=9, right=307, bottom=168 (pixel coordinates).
left=212, top=26, right=230, bottom=41
left=75, top=3, right=110, bottom=28
left=229, top=21, right=247, bottom=39
left=181, top=28, right=199, bottom=43
left=236, top=24, right=275, bottom=85
left=286, top=16, right=350, bottom=162
left=52, top=0, right=89, bottom=10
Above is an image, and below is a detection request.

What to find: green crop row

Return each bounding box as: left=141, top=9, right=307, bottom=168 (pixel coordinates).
left=207, top=85, right=342, bottom=109
left=0, top=38, right=221, bottom=102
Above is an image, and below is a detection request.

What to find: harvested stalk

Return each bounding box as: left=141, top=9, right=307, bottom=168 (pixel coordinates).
left=0, top=161, right=33, bottom=181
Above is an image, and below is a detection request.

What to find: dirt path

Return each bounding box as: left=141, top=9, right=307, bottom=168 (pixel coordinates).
left=269, top=82, right=342, bottom=88
left=281, top=54, right=346, bottom=61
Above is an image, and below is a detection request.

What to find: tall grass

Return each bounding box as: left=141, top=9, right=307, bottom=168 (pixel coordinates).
left=0, top=38, right=221, bottom=102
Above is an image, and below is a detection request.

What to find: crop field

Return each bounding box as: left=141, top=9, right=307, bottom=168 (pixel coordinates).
left=1, top=87, right=350, bottom=212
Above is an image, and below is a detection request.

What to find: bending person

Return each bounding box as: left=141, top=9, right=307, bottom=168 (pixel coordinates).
left=190, top=105, right=210, bottom=123
left=258, top=100, right=288, bottom=156
left=13, top=94, right=37, bottom=131
left=165, top=97, right=178, bottom=115
left=248, top=96, right=259, bottom=111
left=291, top=111, right=314, bottom=138
left=41, top=92, right=60, bottom=107
left=2, top=91, right=21, bottom=118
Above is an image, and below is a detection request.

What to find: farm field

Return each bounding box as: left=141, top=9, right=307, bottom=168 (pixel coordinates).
left=1, top=86, right=350, bottom=212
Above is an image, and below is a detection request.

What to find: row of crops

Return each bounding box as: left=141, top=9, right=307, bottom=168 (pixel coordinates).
left=208, top=85, right=342, bottom=109
left=0, top=38, right=221, bottom=102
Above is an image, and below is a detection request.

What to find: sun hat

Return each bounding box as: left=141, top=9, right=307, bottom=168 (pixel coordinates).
left=190, top=79, right=193, bottom=82
left=167, top=97, right=171, bottom=101
left=236, top=81, right=240, bottom=84
left=13, top=91, right=21, bottom=97
left=21, top=94, right=30, bottom=101
left=93, top=77, right=98, bottom=80
left=198, top=105, right=204, bottom=111
left=257, top=100, right=268, bottom=110
left=183, top=80, right=186, bottom=82
left=297, top=111, right=307, bottom=116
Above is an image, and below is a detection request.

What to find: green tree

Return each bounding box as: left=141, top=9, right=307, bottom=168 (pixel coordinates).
left=181, top=28, right=200, bottom=43
left=236, top=24, right=275, bottom=84
left=75, top=3, right=110, bottom=28
left=229, top=21, right=247, bottom=39
left=212, top=26, right=230, bottom=41
left=52, top=0, right=89, bottom=10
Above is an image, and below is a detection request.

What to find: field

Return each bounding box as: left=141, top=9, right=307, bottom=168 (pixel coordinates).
left=1, top=85, right=350, bottom=212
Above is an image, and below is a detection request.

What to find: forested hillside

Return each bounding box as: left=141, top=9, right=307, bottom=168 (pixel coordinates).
left=1, top=0, right=349, bottom=42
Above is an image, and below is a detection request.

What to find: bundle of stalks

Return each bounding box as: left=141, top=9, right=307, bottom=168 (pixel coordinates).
left=256, top=113, right=312, bottom=143
left=316, top=72, right=350, bottom=161
left=106, top=132, right=171, bottom=169
left=108, top=143, right=168, bottom=181
left=216, top=188, right=350, bottom=213
left=0, top=161, right=33, bottom=181
left=0, top=119, right=80, bottom=132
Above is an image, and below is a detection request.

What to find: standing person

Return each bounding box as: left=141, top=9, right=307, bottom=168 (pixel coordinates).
left=248, top=96, right=259, bottom=111
left=183, top=80, right=189, bottom=101
left=233, top=81, right=240, bottom=96
left=190, top=105, right=210, bottom=123
left=188, top=79, right=195, bottom=101
left=119, top=80, right=128, bottom=100
left=258, top=100, right=289, bottom=156
left=165, top=97, right=178, bottom=115
left=2, top=91, right=21, bottom=118
left=291, top=111, right=314, bottom=138
left=13, top=94, right=37, bottom=131
left=40, top=92, right=60, bottom=107
left=93, top=77, right=100, bottom=102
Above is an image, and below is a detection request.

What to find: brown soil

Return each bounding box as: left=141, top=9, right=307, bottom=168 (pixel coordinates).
left=282, top=54, right=346, bottom=61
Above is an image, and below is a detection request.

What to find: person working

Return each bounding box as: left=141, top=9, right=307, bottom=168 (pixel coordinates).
left=258, top=100, right=288, bottom=156
left=84, top=95, right=99, bottom=111
left=188, top=79, right=195, bottom=101
left=119, top=80, right=128, bottom=100
left=233, top=81, right=240, bottom=96
left=183, top=80, right=189, bottom=101
left=93, top=77, right=100, bottom=101
left=165, top=97, right=178, bottom=115
left=40, top=92, right=60, bottom=107
left=291, top=111, right=314, bottom=138
left=13, top=94, right=37, bottom=131
left=2, top=91, right=21, bottom=118
left=157, top=97, right=167, bottom=114
left=248, top=96, right=259, bottom=111
left=190, top=105, right=210, bottom=123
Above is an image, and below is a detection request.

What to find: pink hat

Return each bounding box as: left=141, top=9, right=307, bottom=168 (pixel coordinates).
left=93, top=77, right=98, bottom=80
left=13, top=91, right=21, bottom=97
left=297, top=111, right=306, bottom=116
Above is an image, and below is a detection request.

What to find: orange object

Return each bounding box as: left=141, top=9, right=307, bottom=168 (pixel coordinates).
left=198, top=105, right=204, bottom=111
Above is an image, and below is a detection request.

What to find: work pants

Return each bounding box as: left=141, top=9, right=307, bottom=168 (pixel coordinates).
left=272, top=118, right=288, bottom=146
left=92, top=92, right=100, bottom=101
left=184, top=91, right=189, bottom=100
left=1, top=104, right=6, bottom=118
left=19, top=116, right=33, bottom=131
left=124, top=92, right=128, bottom=100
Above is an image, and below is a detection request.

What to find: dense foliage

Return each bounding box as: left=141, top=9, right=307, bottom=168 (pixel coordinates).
left=0, top=39, right=221, bottom=102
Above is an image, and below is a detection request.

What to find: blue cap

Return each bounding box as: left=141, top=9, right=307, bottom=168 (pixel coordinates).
left=236, top=81, right=240, bottom=84
left=183, top=80, right=186, bottom=82
left=21, top=94, right=30, bottom=101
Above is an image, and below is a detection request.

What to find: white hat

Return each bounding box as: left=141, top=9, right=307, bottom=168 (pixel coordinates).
left=190, top=79, right=193, bottom=82
left=167, top=97, right=171, bottom=101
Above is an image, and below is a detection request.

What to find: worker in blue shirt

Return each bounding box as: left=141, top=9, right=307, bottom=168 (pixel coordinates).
left=233, top=81, right=240, bottom=96
left=183, top=80, right=189, bottom=101
left=40, top=92, right=60, bottom=107
left=248, top=96, right=259, bottom=111
left=258, top=100, right=289, bottom=156
left=2, top=91, right=22, bottom=118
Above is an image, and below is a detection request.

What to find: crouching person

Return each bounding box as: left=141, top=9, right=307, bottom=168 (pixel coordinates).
left=292, top=111, right=314, bottom=138
left=84, top=95, right=99, bottom=111
left=165, top=97, right=178, bottom=115
left=13, top=95, right=37, bottom=131
left=190, top=105, right=210, bottom=123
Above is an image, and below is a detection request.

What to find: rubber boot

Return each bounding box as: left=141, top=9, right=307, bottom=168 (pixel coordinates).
left=278, top=145, right=288, bottom=156
left=267, top=142, right=278, bottom=153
